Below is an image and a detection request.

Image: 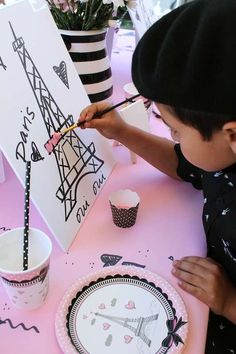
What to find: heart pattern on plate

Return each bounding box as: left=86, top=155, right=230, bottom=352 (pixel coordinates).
left=125, top=300, right=136, bottom=309
left=103, top=323, right=111, bottom=330
left=98, top=303, right=106, bottom=309
left=124, top=335, right=133, bottom=344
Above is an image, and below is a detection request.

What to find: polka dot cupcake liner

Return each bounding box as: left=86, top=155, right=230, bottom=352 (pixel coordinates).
left=109, top=189, right=140, bottom=228
left=110, top=202, right=139, bottom=228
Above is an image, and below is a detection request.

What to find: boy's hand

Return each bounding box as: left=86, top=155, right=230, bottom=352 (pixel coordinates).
left=78, top=102, right=127, bottom=140
left=172, top=256, right=236, bottom=322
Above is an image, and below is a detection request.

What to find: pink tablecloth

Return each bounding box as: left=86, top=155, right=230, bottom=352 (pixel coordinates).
left=0, top=118, right=208, bottom=354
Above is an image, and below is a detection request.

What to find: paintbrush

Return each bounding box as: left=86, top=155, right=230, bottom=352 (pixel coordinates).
left=61, top=93, right=141, bottom=134
left=44, top=93, right=141, bottom=154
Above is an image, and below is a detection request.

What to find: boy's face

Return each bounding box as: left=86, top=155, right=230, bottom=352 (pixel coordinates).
left=157, top=103, right=236, bottom=172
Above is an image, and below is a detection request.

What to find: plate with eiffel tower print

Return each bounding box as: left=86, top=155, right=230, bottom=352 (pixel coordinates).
left=55, top=265, right=188, bottom=354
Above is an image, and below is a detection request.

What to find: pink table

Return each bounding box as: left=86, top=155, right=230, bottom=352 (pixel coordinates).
left=0, top=118, right=208, bottom=354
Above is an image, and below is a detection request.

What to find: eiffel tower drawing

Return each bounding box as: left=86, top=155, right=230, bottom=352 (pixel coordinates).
left=9, top=22, right=104, bottom=221
left=95, top=312, right=159, bottom=347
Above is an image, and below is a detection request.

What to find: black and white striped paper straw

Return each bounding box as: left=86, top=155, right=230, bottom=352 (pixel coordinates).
left=23, top=161, right=31, bottom=271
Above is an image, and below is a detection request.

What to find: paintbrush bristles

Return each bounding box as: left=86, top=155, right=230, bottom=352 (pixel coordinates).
left=44, top=132, right=62, bottom=154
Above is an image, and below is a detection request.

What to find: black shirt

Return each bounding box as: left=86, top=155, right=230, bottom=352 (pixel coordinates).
left=175, top=144, right=236, bottom=353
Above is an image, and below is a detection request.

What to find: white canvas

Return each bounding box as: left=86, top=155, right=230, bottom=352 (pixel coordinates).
left=0, top=0, right=115, bottom=250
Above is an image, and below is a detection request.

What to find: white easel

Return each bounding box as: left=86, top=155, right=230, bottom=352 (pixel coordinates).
left=0, top=151, right=5, bottom=183
left=118, top=99, right=150, bottom=164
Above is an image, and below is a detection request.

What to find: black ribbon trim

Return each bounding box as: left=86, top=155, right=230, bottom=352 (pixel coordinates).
left=162, top=317, right=187, bottom=348
left=2, top=264, right=49, bottom=287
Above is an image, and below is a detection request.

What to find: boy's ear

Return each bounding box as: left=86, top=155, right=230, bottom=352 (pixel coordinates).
left=223, top=122, right=236, bottom=153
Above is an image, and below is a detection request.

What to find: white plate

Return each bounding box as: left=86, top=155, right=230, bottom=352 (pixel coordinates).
left=55, top=266, right=188, bottom=354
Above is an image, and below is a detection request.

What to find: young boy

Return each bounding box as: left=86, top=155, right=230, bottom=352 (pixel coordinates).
left=79, top=0, right=236, bottom=351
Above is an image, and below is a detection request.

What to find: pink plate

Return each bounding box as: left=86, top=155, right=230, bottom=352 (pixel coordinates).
left=55, top=266, right=188, bottom=354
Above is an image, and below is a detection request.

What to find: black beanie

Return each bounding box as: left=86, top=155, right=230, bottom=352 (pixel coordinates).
left=131, top=0, right=236, bottom=116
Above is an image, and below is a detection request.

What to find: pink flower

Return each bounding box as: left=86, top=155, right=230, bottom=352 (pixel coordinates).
left=52, top=0, right=69, bottom=11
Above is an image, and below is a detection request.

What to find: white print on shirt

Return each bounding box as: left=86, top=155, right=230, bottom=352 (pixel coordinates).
left=205, top=214, right=209, bottom=221
left=204, top=197, right=207, bottom=204
left=222, top=239, right=236, bottom=263
left=189, top=173, right=195, bottom=177
left=214, top=171, right=223, bottom=177
left=228, top=182, right=234, bottom=187
left=219, top=323, right=226, bottom=330
left=221, top=208, right=230, bottom=215
left=224, top=174, right=229, bottom=179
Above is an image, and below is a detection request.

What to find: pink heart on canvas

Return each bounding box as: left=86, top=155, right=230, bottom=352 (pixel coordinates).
left=124, top=335, right=133, bottom=344
left=98, top=303, right=106, bottom=309
left=103, top=323, right=111, bottom=330
left=125, top=300, right=136, bottom=309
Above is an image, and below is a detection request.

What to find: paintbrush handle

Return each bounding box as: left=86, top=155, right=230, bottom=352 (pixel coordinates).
left=92, top=93, right=141, bottom=119
left=78, top=93, right=141, bottom=124
left=62, top=93, right=141, bottom=133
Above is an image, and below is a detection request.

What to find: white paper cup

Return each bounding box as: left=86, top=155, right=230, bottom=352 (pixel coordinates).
left=0, top=227, right=52, bottom=310
left=123, top=82, right=152, bottom=116
left=109, top=189, right=140, bottom=228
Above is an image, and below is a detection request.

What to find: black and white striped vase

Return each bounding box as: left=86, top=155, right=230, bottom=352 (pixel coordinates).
left=60, top=29, right=113, bottom=103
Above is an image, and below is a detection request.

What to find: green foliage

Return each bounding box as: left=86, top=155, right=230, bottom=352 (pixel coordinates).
left=47, top=0, right=126, bottom=30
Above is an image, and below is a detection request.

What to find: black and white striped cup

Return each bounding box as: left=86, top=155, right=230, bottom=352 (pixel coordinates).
left=61, top=29, right=113, bottom=103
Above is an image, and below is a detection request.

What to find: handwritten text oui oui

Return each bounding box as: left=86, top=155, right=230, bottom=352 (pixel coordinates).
left=76, top=174, right=106, bottom=223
